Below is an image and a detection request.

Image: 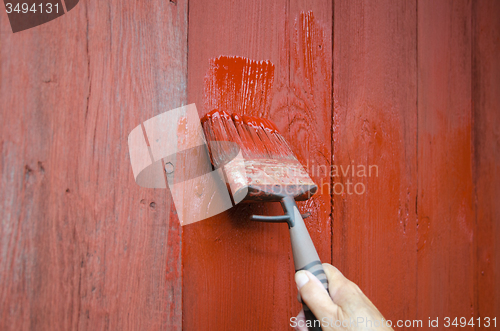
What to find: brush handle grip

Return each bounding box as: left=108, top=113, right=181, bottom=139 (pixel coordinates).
left=281, top=196, right=329, bottom=331
left=299, top=262, right=328, bottom=331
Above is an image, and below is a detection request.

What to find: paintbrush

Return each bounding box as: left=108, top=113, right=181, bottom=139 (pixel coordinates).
left=201, top=109, right=328, bottom=330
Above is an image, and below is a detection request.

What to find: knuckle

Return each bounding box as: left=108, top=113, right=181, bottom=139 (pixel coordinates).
left=322, top=263, right=339, bottom=274
left=348, top=280, right=362, bottom=293
left=323, top=264, right=344, bottom=279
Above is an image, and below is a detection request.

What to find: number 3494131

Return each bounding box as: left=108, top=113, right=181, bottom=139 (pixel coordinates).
left=444, top=317, right=496, bottom=328
left=5, top=3, right=60, bottom=14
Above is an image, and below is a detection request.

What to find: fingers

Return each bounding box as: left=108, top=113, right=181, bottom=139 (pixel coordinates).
left=295, top=270, right=338, bottom=322
left=322, top=263, right=350, bottom=299
left=322, top=263, right=366, bottom=309
left=322, top=263, right=347, bottom=289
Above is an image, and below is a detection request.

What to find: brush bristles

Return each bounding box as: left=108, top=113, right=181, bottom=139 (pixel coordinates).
left=201, top=109, right=297, bottom=169
left=201, top=110, right=241, bottom=168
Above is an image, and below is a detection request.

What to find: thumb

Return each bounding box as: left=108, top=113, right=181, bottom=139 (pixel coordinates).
left=295, top=270, right=338, bottom=322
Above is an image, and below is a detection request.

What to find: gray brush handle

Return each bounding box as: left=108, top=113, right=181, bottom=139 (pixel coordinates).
left=281, top=197, right=329, bottom=330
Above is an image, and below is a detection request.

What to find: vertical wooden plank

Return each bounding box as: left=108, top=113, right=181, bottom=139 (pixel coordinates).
left=332, top=0, right=418, bottom=322
left=417, top=0, right=474, bottom=325
left=185, top=3, right=289, bottom=329
left=185, top=4, right=287, bottom=330
left=184, top=0, right=332, bottom=329
left=0, top=0, right=187, bottom=330
left=472, top=0, right=500, bottom=324
left=288, top=1, right=333, bottom=268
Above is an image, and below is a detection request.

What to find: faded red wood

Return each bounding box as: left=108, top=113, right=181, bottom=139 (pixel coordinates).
left=417, top=0, right=475, bottom=326
left=184, top=0, right=332, bottom=329
left=0, top=1, right=186, bottom=330
left=332, top=0, right=418, bottom=323
left=472, top=0, right=500, bottom=325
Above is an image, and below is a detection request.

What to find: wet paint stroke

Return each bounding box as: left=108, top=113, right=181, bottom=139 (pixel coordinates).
left=204, top=56, right=275, bottom=118
left=201, top=12, right=332, bottom=235
left=287, top=11, right=332, bottom=258
left=291, top=11, right=331, bottom=110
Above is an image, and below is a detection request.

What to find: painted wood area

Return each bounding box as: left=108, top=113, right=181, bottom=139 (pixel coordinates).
left=416, top=0, right=475, bottom=323
left=185, top=0, right=500, bottom=330
left=0, top=1, right=186, bottom=330
left=472, top=0, right=500, bottom=323
left=332, top=0, right=418, bottom=323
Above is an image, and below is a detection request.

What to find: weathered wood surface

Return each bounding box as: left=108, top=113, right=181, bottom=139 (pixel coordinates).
left=0, top=0, right=186, bottom=330
left=184, top=0, right=332, bottom=330
left=1, top=0, right=499, bottom=330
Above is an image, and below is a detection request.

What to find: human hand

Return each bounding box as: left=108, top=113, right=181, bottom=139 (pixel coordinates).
left=292, top=263, right=393, bottom=331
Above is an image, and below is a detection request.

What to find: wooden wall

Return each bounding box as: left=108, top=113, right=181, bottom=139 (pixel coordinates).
left=1, top=0, right=499, bottom=330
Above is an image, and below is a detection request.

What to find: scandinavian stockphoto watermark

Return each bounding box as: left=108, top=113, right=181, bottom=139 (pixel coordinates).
left=257, top=161, right=379, bottom=196
left=128, top=104, right=247, bottom=226
left=306, top=161, right=379, bottom=195
left=293, top=160, right=379, bottom=196
left=128, top=104, right=379, bottom=225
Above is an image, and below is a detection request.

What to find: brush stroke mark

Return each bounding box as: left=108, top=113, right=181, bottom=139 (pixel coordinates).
left=204, top=56, right=275, bottom=118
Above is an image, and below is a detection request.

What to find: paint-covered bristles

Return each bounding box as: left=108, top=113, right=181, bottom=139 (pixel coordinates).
left=201, top=109, right=296, bottom=168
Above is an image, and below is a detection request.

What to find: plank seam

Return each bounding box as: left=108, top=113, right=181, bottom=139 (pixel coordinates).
left=415, top=0, right=420, bottom=319
left=470, top=1, right=479, bottom=329
left=330, top=0, right=334, bottom=266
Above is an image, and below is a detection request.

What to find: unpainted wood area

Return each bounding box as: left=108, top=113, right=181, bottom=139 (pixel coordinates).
left=0, top=1, right=186, bottom=330
left=0, top=0, right=499, bottom=331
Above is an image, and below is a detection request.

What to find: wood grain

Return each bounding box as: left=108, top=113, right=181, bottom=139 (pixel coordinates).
left=0, top=0, right=187, bottom=330
left=184, top=3, right=289, bottom=329
left=184, top=0, right=332, bottom=329
left=332, top=0, right=418, bottom=322
left=417, top=0, right=475, bottom=325
left=472, top=0, right=500, bottom=324
left=288, top=2, right=333, bottom=266
left=1, top=0, right=499, bottom=330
